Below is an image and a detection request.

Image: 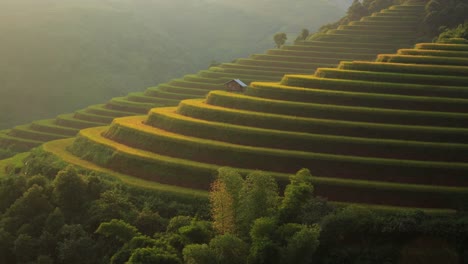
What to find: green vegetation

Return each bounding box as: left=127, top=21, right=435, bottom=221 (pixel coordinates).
left=1, top=155, right=465, bottom=263
left=273, top=33, right=288, bottom=48
left=0, top=0, right=429, bottom=156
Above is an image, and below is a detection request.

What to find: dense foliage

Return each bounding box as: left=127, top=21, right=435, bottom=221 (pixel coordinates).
left=0, top=152, right=467, bottom=263
left=437, top=22, right=468, bottom=42
left=315, top=0, right=404, bottom=36
left=423, top=0, right=468, bottom=37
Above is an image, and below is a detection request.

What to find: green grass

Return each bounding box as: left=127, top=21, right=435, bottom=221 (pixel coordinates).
left=210, top=66, right=290, bottom=78
left=146, top=107, right=468, bottom=163
left=104, top=108, right=468, bottom=187
left=250, top=54, right=346, bottom=64
left=84, top=104, right=137, bottom=118
left=298, top=40, right=400, bottom=49
left=55, top=113, right=105, bottom=129
left=398, top=49, right=468, bottom=58
left=312, top=33, right=413, bottom=44
left=0, top=133, right=43, bottom=151
left=181, top=75, right=225, bottom=84
left=281, top=74, right=468, bottom=98
left=124, top=92, right=174, bottom=104
left=70, top=126, right=468, bottom=209
left=137, top=89, right=204, bottom=101
left=315, top=68, right=468, bottom=87
left=220, top=63, right=311, bottom=74
left=10, top=124, right=69, bottom=142
left=236, top=58, right=334, bottom=70
left=44, top=138, right=208, bottom=198
left=338, top=61, right=468, bottom=76
left=73, top=110, right=114, bottom=124
left=30, top=119, right=79, bottom=137
left=44, top=138, right=458, bottom=213
left=415, top=43, right=468, bottom=52
left=377, top=54, right=468, bottom=66
left=168, top=79, right=224, bottom=90
left=198, top=70, right=280, bottom=81
left=248, top=81, right=468, bottom=113
left=205, top=90, right=468, bottom=128
left=327, top=28, right=415, bottom=36
left=266, top=49, right=377, bottom=60
left=177, top=99, right=468, bottom=144
left=361, top=15, right=421, bottom=22
left=106, top=97, right=156, bottom=114
left=342, top=24, right=417, bottom=31
left=148, top=85, right=210, bottom=97
left=282, top=44, right=396, bottom=54
left=0, top=152, right=30, bottom=178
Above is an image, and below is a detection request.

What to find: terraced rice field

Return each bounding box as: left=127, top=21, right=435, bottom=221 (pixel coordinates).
left=0, top=1, right=428, bottom=152
left=56, top=40, right=468, bottom=210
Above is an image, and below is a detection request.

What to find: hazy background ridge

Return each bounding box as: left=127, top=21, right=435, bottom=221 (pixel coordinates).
left=0, top=0, right=346, bottom=129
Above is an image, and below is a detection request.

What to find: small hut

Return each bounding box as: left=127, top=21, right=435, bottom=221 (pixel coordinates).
left=224, top=79, right=247, bottom=93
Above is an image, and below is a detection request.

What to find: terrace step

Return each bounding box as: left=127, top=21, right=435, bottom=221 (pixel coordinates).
left=398, top=49, right=468, bottom=58
left=219, top=63, right=311, bottom=74
left=315, top=68, right=468, bottom=87
left=248, top=82, right=468, bottom=113
left=30, top=119, right=79, bottom=137
left=281, top=75, right=468, bottom=98
left=377, top=54, right=468, bottom=66
left=145, top=108, right=468, bottom=163
left=147, top=85, right=210, bottom=97
left=10, top=125, right=68, bottom=142
left=415, top=43, right=468, bottom=52
left=84, top=104, right=136, bottom=118
left=105, top=115, right=468, bottom=184
left=57, top=135, right=466, bottom=210
left=338, top=61, right=468, bottom=77
left=0, top=133, right=43, bottom=151
left=106, top=97, right=157, bottom=114
left=73, top=110, right=114, bottom=124
left=56, top=114, right=105, bottom=129
left=177, top=99, right=468, bottom=145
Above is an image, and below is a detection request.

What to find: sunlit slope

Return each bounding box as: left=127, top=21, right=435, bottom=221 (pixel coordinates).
left=64, top=40, right=468, bottom=210
left=0, top=1, right=427, bottom=153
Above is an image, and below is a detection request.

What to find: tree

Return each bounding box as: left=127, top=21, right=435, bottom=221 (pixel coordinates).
left=44, top=207, right=65, bottom=233
left=210, top=180, right=236, bottom=235
left=281, top=225, right=320, bottom=264
left=53, top=166, right=87, bottom=219
left=178, top=220, right=214, bottom=245
left=87, top=188, right=138, bottom=227
left=57, top=224, right=96, bottom=264
left=13, top=234, right=39, bottom=263
left=5, top=184, right=52, bottom=234
left=210, top=234, right=248, bottom=264
left=127, top=248, right=181, bottom=264
left=238, top=171, right=279, bottom=236
left=295, top=29, right=310, bottom=41
left=95, top=219, right=141, bottom=244
left=210, top=168, right=244, bottom=235
left=134, top=208, right=168, bottom=236
left=279, top=169, right=314, bottom=223
left=347, top=0, right=369, bottom=21
left=273, top=33, right=287, bottom=48
left=248, top=217, right=281, bottom=264
left=183, top=244, right=216, bottom=264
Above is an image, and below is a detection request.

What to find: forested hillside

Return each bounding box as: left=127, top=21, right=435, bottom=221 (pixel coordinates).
left=0, top=0, right=344, bottom=130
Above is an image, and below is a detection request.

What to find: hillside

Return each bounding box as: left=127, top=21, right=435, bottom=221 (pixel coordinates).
left=33, top=1, right=468, bottom=211
left=0, top=0, right=344, bottom=130
left=0, top=1, right=427, bottom=155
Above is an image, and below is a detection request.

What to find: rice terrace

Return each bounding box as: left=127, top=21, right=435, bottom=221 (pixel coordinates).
left=1, top=0, right=468, bottom=263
